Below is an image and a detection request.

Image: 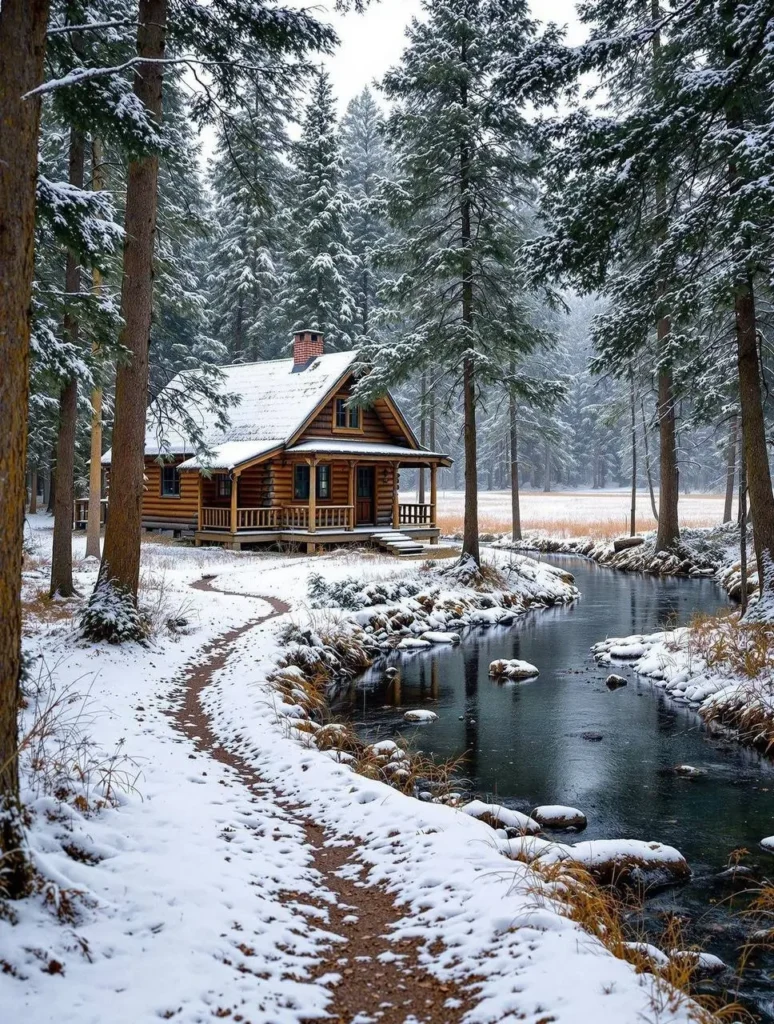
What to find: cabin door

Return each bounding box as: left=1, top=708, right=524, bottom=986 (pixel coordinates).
left=356, top=466, right=375, bottom=525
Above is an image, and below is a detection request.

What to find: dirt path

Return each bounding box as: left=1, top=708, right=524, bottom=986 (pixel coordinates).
left=173, top=576, right=475, bottom=1024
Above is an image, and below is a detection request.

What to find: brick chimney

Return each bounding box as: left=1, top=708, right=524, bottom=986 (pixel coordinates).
left=293, top=329, right=324, bottom=366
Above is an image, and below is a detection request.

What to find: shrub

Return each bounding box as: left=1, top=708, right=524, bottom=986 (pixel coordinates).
left=80, top=578, right=149, bottom=644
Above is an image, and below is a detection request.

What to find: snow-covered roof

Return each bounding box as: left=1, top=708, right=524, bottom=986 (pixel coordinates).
left=178, top=440, right=282, bottom=472
left=288, top=439, right=447, bottom=461
left=102, top=351, right=358, bottom=467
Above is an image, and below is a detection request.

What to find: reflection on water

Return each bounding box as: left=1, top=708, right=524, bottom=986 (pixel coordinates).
left=332, top=555, right=774, bottom=1018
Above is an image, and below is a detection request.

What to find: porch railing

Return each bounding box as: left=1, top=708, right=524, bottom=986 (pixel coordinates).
left=201, top=507, right=231, bottom=530
left=73, top=497, right=108, bottom=527
left=200, top=505, right=353, bottom=532
left=237, top=507, right=281, bottom=530
left=399, top=502, right=433, bottom=525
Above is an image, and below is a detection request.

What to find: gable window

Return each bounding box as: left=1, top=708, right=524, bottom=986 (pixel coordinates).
left=216, top=475, right=232, bottom=499
left=293, top=464, right=331, bottom=501
left=335, top=397, right=361, bottom=430
left=161, top=464, right=180, bottom=497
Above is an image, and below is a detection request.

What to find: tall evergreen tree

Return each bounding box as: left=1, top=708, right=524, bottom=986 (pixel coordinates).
left=341, top=87, right=390, bottom=339
left=506, top=0, right=774, bottom=612
left=0, top=0, right=50, bottom=900
left=360, top=0, right=551, bottom=564
left=207, top=80, right=292, bottom=362
left=283, top=70, right=357, bottom=349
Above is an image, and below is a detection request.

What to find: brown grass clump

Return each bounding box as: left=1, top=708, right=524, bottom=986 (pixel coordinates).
left=435, top=512, right=717, bottom=541
left=672, top=610, right=774, bottom=752
left=21, top=588, right=77, bottom=627
left=519, top=858, right=750, bottom=1023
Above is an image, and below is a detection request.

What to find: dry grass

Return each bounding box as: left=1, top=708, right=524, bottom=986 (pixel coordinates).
left=436, top=511, right=719, bottom=540
left=671, top=610, right=774, bottom=753
left=517, top=857, right=751, bottom=1023
left=21, top=588, right=78, bottom=627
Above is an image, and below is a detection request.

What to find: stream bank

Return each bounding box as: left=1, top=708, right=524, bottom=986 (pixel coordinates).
left=333, top=554, right=774, bottom=1021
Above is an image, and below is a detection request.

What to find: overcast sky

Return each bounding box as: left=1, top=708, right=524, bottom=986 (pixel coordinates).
left=199, top=0, right=585, bottom=160
left=323, top=0, right=586, bottom=114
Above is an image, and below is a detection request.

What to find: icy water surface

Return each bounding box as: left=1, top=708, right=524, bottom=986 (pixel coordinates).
left=333, top=555, right=774, bottom=1020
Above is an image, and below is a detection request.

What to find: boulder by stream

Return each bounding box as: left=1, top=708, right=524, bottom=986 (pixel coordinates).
left=488, top=658, right=539, bottom=680
left=531, top=805, right=587, bottom=831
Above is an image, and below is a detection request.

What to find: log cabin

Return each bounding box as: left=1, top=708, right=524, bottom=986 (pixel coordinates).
left=101, top=331, right=451, bottom=552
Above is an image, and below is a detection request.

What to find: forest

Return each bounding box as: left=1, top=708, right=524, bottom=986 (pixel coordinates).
left=2, top=1, right=774, bottom=1019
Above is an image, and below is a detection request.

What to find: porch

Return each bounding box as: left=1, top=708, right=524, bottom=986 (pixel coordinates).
left=193, top=454, right=440, bottom=551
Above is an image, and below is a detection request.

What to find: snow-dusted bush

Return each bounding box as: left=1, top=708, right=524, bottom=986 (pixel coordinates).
left=307, top=571, right=424, bottom=609
left=80, top=578, right=148, bottom=644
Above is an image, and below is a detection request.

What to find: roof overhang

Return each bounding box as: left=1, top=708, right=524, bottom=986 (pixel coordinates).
left=286, top=438, right=452, bottom=467
left=178, top=440, right=283, bottom=473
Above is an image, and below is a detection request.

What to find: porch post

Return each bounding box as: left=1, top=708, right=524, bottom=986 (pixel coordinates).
left=308, top=457, right=317, bottom=534
left=430, top=462, right=437, bottom=528
left=230, top=470, right=239, bottom=536
left=196, top=473, right=202, bottom=529
left=392, top=463, right=400, bottom=529
left=348, top=462, right=356, bottom=530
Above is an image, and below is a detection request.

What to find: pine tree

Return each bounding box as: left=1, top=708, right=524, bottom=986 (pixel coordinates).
left=207, top=79, right=292, bottom=362
left=508, top=0, right=774, bottom=612
left=341, top=87, right=390, bottom=339
left=0, top=0, right=50, bottom=900
left=82, top=0, right=335, bottom=638
left=284, top=70, right=357, bottom=349
left=360, top=0, right=551, bottom=564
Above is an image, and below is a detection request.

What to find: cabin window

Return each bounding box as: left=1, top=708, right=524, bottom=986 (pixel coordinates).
left=294, top=465, right=310, bottom=500
left=293, top=464, right=330, bottom=500
left=216, top=475, right=232, bottom=499
left=161, top=464, right=180, bottom=497
left=317, top=464, right=330, bottom=499
left=335, top=397, right=361, bottom=430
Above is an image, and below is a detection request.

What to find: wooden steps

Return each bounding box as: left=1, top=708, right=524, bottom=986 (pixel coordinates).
left=371, top=531, right=425, bottom=557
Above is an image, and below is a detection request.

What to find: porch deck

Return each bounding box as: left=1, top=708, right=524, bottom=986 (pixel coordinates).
left=194, top=502, right=438, bottom=550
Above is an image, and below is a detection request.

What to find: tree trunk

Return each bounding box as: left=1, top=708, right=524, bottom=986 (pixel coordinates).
left=739, top=444, right=748, bottom=614
left=47, top=463, right=56, bottom=514
left=50, top=128, right=85, bottom=598
left=640, top=400, right=659, bottom=521
left=652, top=7, right=680, bottom=553
left=543, top=439, right=550, bottom=493
left=459, top=41, right=478, bottom=564
left=630, top=371, right=637, bottom=537
left=0, top=0, right=49, bottom=899
left=735, top=278, right=774, bottom=612
left=462, top=357, right=479, bottom=562
left=86, top=137, right=106, bottom=560
left=723, top=415, right=737, bottom=524
left=509, top=368, right=521, bottom=542
left=654, top=336, right=680, bottom=550
left=418, top=372, right=426, bottom=504
left=29, top=470, right=37, bottom=514
left=97, top=0, right=167, bottom=605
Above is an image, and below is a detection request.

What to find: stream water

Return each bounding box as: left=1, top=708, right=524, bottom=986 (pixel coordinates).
left=333, top=555, right=774, bottom=1020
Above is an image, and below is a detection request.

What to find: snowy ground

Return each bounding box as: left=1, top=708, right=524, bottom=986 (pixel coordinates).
left=593, top=621, right=774, bottom=755
left=2, top=514, right=704, bottom=1023
left=429, top=488, right=727, bottom=538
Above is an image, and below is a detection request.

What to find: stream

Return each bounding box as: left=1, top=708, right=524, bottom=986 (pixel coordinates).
left=333, top=554, right=774, bottom=1020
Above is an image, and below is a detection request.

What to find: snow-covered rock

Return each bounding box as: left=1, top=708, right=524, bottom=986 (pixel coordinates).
left=530, top=838, right=690, bottom=888
left=460, top=799, right=541, bottom=835
left=396, top=637, right=431, bottom=650
left=622, top=942, right=670, bottom=968
left=760, top=835, right=774, bottom=853
left=488, top=658, right=539, bottom=680
left=420, top=630, right=461, bottom=644
left=402, top=709, right=438, bottom=723
left=531, top=805, right=587, bottom=831
left=668, top=950, right=726, bottom=976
